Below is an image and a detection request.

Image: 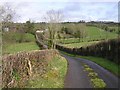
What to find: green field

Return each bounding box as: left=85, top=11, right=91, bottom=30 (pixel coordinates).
left=63, top=41, right=99, bottom=48
left=58, top=26, right=118, bottom=44
left=3, top=42, right=39, bottom=54
left=3, top=32, right=36, bottom=43
left=86, top=26, right=118, bottom=39
left=3, top=33, right=39, bottom=54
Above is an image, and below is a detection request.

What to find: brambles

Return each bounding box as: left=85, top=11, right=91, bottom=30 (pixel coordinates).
left=26, top=53, right=67, bottom=88
left=2, top=50, right=60, bottom=88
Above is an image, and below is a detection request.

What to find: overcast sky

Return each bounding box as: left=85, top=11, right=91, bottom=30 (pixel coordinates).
left=0, top=0, right=119, bottom=22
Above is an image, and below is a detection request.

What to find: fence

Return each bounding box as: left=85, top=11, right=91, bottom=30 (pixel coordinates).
left=56, top=38, right=120, bottom=64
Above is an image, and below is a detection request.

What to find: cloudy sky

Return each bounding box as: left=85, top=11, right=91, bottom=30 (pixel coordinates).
left=0, top=0, right=119, bottom=22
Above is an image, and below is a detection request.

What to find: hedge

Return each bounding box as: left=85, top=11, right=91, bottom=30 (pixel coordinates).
left=56, top=38, right=120, bottom=64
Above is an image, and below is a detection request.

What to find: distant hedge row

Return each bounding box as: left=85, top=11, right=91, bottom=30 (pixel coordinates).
left=56, top=38, right=120, bottom=64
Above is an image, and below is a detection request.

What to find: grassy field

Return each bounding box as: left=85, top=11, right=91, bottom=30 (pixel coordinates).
left=3, top=42, right=40, bottom=54
left=60, top=51, right=120, bottom=77
left=3, top=33, right=40, bottom=54
left=3, top=32, right=36, bottom=43
left=63, top=41, right=99, bottom=48
left=86, top=26, right=117, bottom=39
left=58, top=26, right=118, bottom=44
left=26, top=54, right=67, bottom=88
left=23, top=33, right=36, bottom=42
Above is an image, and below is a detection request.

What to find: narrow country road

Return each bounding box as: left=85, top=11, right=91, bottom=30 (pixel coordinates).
left=61, top=54, right=119, bottom=88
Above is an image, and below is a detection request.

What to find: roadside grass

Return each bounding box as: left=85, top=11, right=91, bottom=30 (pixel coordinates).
left=78, top=56, right=119, bottom=77
left=26, top=54, right=67, bottom=88
left=63, top=41, right=99, bottom=48
left=3, top=42, right=39, bottom=54
left=60, top=51, right=120, bottom=77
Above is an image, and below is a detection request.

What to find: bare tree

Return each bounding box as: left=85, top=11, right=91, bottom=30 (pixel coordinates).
left=44, top=10, right=63, bottom=49
left=74, top=23, right=87, bottom=42
left=0, top=3, right=16, bottom=22
left=0, top=2, right=17, bottom=32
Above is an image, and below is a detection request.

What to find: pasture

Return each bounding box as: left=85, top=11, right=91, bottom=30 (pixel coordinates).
left=3, top=42, right=39, bottom=54
left=3, top=33, right=39, bottom=54
left=58, top=26, right=118, bottom=45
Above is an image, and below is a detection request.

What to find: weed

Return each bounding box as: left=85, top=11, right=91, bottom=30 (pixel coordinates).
left=84, top=67, right=94, bottom=72
left=12, top=69, right=20, bottom=81
left=91, top=78, right=106, bottom=88
left=88, top=72, right=98, bottom=78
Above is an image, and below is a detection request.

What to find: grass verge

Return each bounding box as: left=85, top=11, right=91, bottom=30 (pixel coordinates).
left=60, top=50, right=120, bottom=77
left=26, top=54, right=67, bottom=88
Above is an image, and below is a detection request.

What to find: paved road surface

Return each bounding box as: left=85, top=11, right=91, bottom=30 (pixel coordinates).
left=62, top=54, right=119, bottom=88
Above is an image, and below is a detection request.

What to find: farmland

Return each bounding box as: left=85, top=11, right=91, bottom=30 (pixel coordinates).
left=57, top=26, right=118, bottom=48
left=1, top=1, right=119, bottom=88
left=2, top=33, right=39, bottom=55
left=86, top=26, right=117, bottom=39
left=2, top=22, right=119, bottom=88
left=3, top=42, right=39, bottom=54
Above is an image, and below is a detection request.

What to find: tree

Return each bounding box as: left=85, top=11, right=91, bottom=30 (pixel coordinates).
left=0, top=3, right=17, bottom=49
left=44, top=10, right=63, bottom=49
left=74, top=24, right=87, bottom=42
left=0, top=3, right=17, bottom=30
left=24, top=20, right=34, bottom=34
